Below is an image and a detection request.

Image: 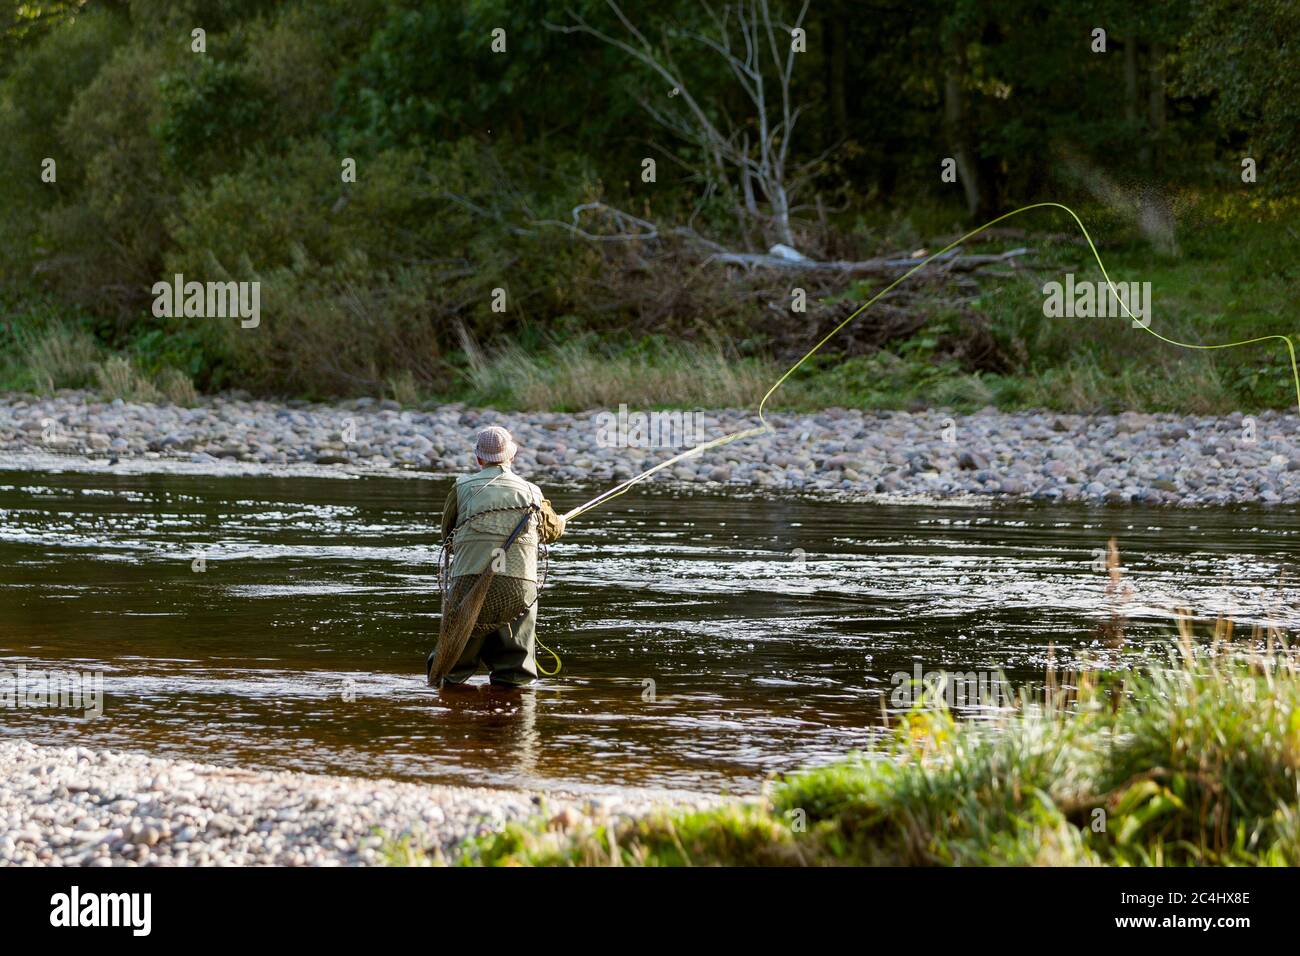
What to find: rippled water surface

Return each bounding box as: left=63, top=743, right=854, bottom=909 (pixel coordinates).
left=2, top=468, right=1297, bottom=794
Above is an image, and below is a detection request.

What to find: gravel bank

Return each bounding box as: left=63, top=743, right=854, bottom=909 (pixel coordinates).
left=2, top=391, right=1297, bottom=506
left=0, top=739, right=721, bottom=866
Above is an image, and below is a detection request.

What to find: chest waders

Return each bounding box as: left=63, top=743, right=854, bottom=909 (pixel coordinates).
left=427, top=503, right=539, bottom=686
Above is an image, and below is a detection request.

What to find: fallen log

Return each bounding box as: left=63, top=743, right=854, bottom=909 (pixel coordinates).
left=703, top=245, right=1032, bottom=275
left=522, top=201, right=1033, bottom=276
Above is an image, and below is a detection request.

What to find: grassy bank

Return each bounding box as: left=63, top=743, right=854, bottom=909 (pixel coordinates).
left=448, top=639, right=1300, bottom=866
left=4, top=198, right=1298, bottom=416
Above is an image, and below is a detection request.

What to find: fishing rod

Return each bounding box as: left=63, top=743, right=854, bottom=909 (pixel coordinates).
left=561, top=425, right=768, bottom=522
left=560, top=200, right=1300, bottom=524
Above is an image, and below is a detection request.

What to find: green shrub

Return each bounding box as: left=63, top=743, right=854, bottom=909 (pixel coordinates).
left=156, top=59, right=268, bottom=176
left=0, top=6, right=129, bottom=282
left=46, top=41, right=175, bottom=313
left=332, top=0, right=632, bottom=153
left=242, top=5, right=337, bottom=139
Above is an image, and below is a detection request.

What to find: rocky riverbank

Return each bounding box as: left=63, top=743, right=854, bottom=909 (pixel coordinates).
left=0, top=739, right=721, bottom=866
left=2, top=391, right=1297, bottom=506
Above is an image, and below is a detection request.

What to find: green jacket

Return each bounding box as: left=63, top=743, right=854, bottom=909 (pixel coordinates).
left=441, top=464, right=565, bottom=581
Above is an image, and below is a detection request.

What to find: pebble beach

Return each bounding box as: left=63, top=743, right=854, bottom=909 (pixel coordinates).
left=0, top=739, right=721, bottom=867
left=2, top=391, right=1297, bottom=506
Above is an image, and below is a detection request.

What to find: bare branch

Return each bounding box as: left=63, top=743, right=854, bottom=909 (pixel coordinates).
left=702, top=246, right=1034, bottom=275
left=527, top=202, right=661, bottom=242
left=548, top=1, right=822, bottom=252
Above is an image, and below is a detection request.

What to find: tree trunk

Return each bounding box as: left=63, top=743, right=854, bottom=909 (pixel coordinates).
left=1124, top=36, right=1138, bottom=124
left=1147, top=41, right=1166, bottom=171
left=829, top=15, right=849, bottom=142
left=770, top=181, right=795, bottom=248
left=944, top=33, right=982, bottom=218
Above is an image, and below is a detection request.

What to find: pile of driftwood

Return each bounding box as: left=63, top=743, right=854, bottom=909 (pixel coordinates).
left=526, top=199, right=1033, bottom=280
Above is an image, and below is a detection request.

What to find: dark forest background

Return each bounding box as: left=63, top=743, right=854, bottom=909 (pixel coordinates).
left=1, top=0, right=1297, bottom=413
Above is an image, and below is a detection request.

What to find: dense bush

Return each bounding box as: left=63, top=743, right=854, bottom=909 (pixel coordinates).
left=156, top=60, right=269, bottom=175
left=47, top=39, right=175, bottom=315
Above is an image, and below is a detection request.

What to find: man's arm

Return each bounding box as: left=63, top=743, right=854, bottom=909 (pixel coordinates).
left=537, top=498, right=566, bottom=544
left=440, top=483, right=459, bottom=541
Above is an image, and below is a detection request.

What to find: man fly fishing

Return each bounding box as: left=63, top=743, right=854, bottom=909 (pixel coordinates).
left=427, top=425, right=566, bottom=688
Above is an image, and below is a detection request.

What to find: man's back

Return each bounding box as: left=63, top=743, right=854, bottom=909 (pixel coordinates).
left=446, top=464, right=544, bottom=580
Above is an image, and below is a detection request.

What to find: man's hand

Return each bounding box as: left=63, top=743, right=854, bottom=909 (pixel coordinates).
left=538, top=499, right=566, bottom=543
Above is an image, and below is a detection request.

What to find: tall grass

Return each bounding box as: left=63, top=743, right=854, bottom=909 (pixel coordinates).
left=94, top=355, right=160, bottom=403
left=6, top=323, right=101, bottom=391
left=462, top=337, right=780, bottom=412
left=2, top=321, right=199, bottom=405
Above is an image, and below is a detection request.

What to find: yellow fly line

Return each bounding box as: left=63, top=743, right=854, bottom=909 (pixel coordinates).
left=535, top=637, right=562, bottom=676
left=561, top=200, right=1300, bottom=524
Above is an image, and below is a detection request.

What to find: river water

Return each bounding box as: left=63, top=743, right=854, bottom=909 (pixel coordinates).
left=2, top=467, right=1296, bottom=794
